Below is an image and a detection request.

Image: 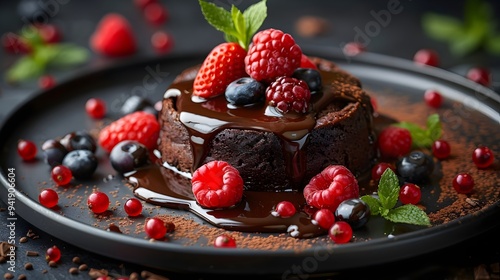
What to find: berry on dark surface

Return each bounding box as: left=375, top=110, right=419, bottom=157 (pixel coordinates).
left=45, top=245, right=61, bottom=262
left=225, top=77, right=265, bottom=106
left=85, top=98, right=107, bottom=119
left=62, top=149, right=98, bottom=180
left=272, top=201, right=296, bottom=218
left=377, top=126, right=412, bottom=159
left=413, top=49, right=439, bottom=67
left=38, top=75, right=56, bottom=89
left=342, top=42, right=366, bottom=56
left=144, top=217, right=167, bottom=240
left=371, top=162, right=395, bottom=181
left=328, top=221, right=353, bottom=244
left=51, top=165, right=73, bottom=186
left=472, top=146, right=495, bottom=169
left=17, top=0, right=54, bottom=23
left=396, top=151, right=435, bottom=183
left=42, top=139, right=68, bottom=167
left=151, top=30, right=174, bottom=53
left=432, top=140, right=451, bottom=160
left=124, top=198, right=143, bottom=217
left=110, top=140, right=149, bottom=174
left=39, top=189, right=59, bottom=208
left=312, top=209, right=335, bottom=230
left=2, top=32, right=31, bottom=54
left=424, top=89, right=443, bottom=109
left=143, top=2, right=168, bottom=26
left=453, top=173, right=474, bottom=194
left=60, top=131, right=97, bottom=153
left=399, top=183, right=422, bottom=205
left=334, top=198, right=371, bottom=229
left=120, top=95, right=155, bottom=116
left=292, top=68, right=322, bottom=92
left=466, top=67, right=491, bottom=87
left=214, top=234, right=237, bottom=248
left=87, top=191, right=110, bottom=214
left=36, top=24, right=62, bottom=44
left=266, top=76, right=311, bottom=114
left=17, top=139, right=37, bottom=161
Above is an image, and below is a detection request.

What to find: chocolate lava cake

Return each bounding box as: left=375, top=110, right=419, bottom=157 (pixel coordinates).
left=158, top=57, right=377, bottom=192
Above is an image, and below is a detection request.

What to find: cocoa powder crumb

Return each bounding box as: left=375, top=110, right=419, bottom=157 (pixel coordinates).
left=295, top=16, right=331, bottom=37
left=48, top=260, right=57, bottom=267
left=129, top=272, right=140, bottom=280
left=17, top=275, right=26, bottom=280
left=3, top=273, right=13, bottom=280
left=26, top=251, right=38, bottom=257
left=24, top=262, right=33, bottom=270
left=72, top=256, right=81, bottom=264
left=88, top=268, right=108, bottom=278
left=19, top=237, right=28, bottom=243
left=69, top=267, right=79, bottom=275
left=78, top=264, right=88, bottom=271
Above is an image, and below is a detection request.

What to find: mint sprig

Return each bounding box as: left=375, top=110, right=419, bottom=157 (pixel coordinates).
left=393, top=114, right=442, bottom=149
left=422, top=0, right=500, bottom=57
left=361, top=169, right=431, bottom=226
left=199, top=0, right=267, bottom=50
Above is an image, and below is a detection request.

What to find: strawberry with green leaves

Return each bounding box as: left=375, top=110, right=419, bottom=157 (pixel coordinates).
left=193, top=0, right=267, bottom=99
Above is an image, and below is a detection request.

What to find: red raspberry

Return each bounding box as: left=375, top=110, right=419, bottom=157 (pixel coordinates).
left=303, top=165, right=359, bottom=213
left=191, top=161, right=244, bottom=209
left=300, top=54, right=318, bottom=69
left=377, top=126, right=412, bottom=159
left=193, top=42, right=247, bottom=99
left=98, top=111, right=160, bottom=153
left=90, top=13, right=137, bottom=57
left=266, top=77, right=311, bottom=114
left=245, top=28, right=302, bottom=82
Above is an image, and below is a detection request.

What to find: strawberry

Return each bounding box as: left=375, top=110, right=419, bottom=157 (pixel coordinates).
left=192, top=42, right=247, bottom=99
left=90, top=13, right=137, bottom=57
left=191, top=161, right=244, bottom=208
left=303, top=165, right=359, bottom=213
left=98, top=111, right=159, bottom=153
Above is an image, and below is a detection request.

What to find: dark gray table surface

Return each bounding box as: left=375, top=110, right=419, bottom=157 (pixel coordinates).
left=1, top=1, right=499, bottom=279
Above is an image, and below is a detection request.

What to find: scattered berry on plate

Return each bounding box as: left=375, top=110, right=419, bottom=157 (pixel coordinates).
left=432, top=140, right=451, bottom=160
left=120, top=95, right=155, bottom=116
left=328, top=221, right=353, bottom=244
left=90, top=13, right=137, bottom=57
left=224, top=77, right=265, bottom=106
left=87, top=191, right=110, bottom=214
left=272, top=201, right=296, bottom=218
left=245, top=28, right=302, bottom=82
left=213, top=234, right=237, bottom=248
left=17, top=139, right=37, bottom=161
left=62, top=149, right=98, bottom=180
left=85, top=98, right=107, bottom=119
left=38, top=75, right=56, bottom=89
left=60, top=131, right=97, bottom=153
left=191, top=160, right=244, bottom=209
left=2, top=32, right=31, bottom=54
left=98, top=111, right=160, bottom=153
left=342, top=42, right=366, bottom=56
left=51, top=165, right=72, bottom=186
left=413, top=49, right=439, bottom=67
left=303, top=165, right=359, bottom=213
left=453, top=173, right=474, bottom=194
left=39, top=189, right=59, bottom=208
left=371, top=162, right=394, bottom=181
left=399, top=183, right=422, bottom=205
left=124, top=198, right=143, bottom=217
left=377, top=126, right=412, bottom=159
left=312, top=209, right=335, bottom=230
left=334, top=198, right=371, bottom=229
left=472, top=146, right=494, bottom=169
left=424, top=89, right=443, bottom=108
left=42, top=139, right=68, bottom=167
left=151, top=30, right=173, bottom=53
left=292, top=68, right=322, bottom=92
left=300, top=54, right=318, bottom=69
left=36, top=23, right=61, bottom=44
left=109, top=140, right=149, bottom=174
left=45, top=245, right=61, bottom=262
left=144, top=217, right=167, bottom=240
left=143, top=2, right=168, bottom=25
left=193, top=42, right=247, bottom=99
left=396, top=151, right=435, bottom=183
left=466, top=67, right=491, bottom=87
left=266, top=76, right=311, bottom=114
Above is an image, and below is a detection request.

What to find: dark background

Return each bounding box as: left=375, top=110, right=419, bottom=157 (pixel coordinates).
left=1, top=0, right=499, bottom=279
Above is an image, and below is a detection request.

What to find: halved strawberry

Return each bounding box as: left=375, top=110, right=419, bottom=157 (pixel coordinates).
left=192, top=42, right=247, bottom=99
left=90, top=13, right=137, bottom=57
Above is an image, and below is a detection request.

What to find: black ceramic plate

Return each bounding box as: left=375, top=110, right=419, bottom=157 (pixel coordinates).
left=1, top=47, right=499, bottom=277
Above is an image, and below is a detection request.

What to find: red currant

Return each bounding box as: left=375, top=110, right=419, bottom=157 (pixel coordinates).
left=36, top=24, right=61, bottom=44
left=413, top=49, right=439, bottom=67
left=273, top=201, right=296, bottom=218
left=85, top=98, right=106, bottom=119
left=151, top=31, right=173, bottom=53
left=432, top=140, right=451, bottom=160
left=17, top=139, right=37, bottom=161
left=342, top=42, right=366, bottom=56
left=46, top=245, right=61, bottom=262
left=371, top=162, right=394, bottom=181
left=144, top=217, right=167, bottom=240
left=328, top=221, right=353, bottom=244
left=87, top=191, right=110, bottom=214
left=453, top=173, right=474, bottom=194
left=51, top=165, right=72, bottom=186
left=466, top=67, right=491, bottom=87
left=399, top=183, right=421, bottom=205
left=2, top=32, right=31, bottom=54
left=424, top=89, right=443, bottom=108
left=144, top=2, right=168, bottom=25
left=124, top=198, right=143, bottom=217
left=213, top=234, right=237, bottom=248
left=39, top=189, right=59, bottom=208
left=39, top=75, right=56, bottom=89
left=312, top=209, right=335, bottom=230
left=472, top=146, right=495, bottom=169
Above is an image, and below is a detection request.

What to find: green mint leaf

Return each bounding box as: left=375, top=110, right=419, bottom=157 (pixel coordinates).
left=199, top=0, right=235, bottom=38
left=231, top=5, right=247, bottom=48
left=48, top=44, right=89, bottom=67
left=426, top=114, right=442, bottom=142
left=394, top=114, right=442, bottom=148
left=377, top=169, right=400, bottom=210
left=244, top=0, right=267, bottom=46
left=6, top=56, right=44, bottom=82
left=421, top=13, right=464, bottom=42
left=385, top=204, right=431, bottom=226
left=20, top=26, right=44, bottom=47
left=360, top=195, right=382, bottom=215
left=33, top=44, right=61, bottom=66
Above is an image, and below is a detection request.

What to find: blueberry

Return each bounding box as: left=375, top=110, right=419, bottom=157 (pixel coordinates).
left=225, top=77, right=265, bottom=106
left=62, top=150, right=98, bottom=180
left=42, top=139, right=68, bottom=167
left=17, top=0, right=51, bottom=23
left=292, top=68, right=322, bottom=92
left=396, top=151, right=434, bottom=183
left=335, top=198, right=371, bottom=229
left=60, top=131, right=97, bottom=153
left=120, top=95, right=154, bottom=116
left=109, top=140, right=149, bottom=174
